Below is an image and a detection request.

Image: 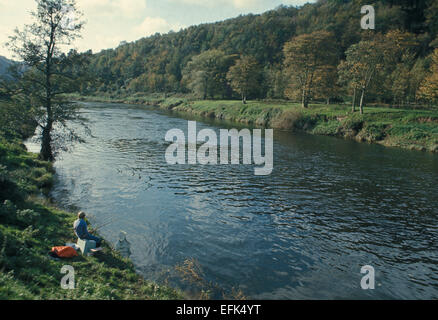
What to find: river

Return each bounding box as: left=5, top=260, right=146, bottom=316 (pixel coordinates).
left=26, top=101, right=438, bottom=299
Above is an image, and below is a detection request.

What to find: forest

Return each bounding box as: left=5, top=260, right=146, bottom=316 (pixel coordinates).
left=78, top=0, right=438, bottom=108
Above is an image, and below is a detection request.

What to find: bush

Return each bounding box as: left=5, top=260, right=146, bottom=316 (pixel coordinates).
left=271, top=109, right=302, bottom=130
left=341, top=116, right=364, bottom=132
left=16, top=209, right=40, bottom=225
left=271, top=109, right=309, bottom=130
left=357, top=123, right=388, bottom=142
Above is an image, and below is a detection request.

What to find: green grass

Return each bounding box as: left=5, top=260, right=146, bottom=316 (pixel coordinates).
left=169, top=99, right=438, bottom=153
left=0, top=134, right=183, bottom=300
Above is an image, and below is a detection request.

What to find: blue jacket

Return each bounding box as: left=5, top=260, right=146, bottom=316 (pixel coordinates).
left=73, top=218, right=89, bottom=239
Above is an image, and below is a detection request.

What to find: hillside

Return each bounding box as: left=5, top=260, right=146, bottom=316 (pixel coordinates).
left=83, top=0, right=438, bottom=101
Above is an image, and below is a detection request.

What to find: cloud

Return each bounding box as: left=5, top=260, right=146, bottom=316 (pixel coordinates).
left=77, top=0, right=147, bottom=18
left=0, top=0, right=316, bottom=59
left=73, top=16, right=184, bottom=54
left=133, top=16, right=184, bottom=38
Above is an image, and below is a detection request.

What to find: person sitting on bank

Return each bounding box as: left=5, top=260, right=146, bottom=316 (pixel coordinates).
left=73, top=211, right=102, bottom=247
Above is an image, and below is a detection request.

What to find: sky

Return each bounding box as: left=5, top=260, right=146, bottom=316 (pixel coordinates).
left=0, top=0, right=316, bottom=59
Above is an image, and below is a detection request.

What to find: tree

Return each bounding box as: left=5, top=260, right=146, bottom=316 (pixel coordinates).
left=418, top=48, right=438, bottom=103
left=182, top=50, right=234, bottom=99
left=264, top=65, right=287, bottom=99
left=6, top=0, right=84, bottom=161
left=283, top=31, right=338, bottom=108
left=226, top=55, right=262, bottom=104
left=341, top=31, right=418, bottom=113
left=313, top=65, right=339, bottom=105
left=409, top=57, right=428, bottom=104
left=341, top=36, right=385, bottom=114
left=0, top=85, right=36, bottom=139
left=338, top=59, right=362, bottom=112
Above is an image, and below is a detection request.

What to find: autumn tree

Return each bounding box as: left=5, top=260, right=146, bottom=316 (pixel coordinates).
left=313, top=65, right=339, bottom=105
left=338, top=59, right=362, bottom=112
left=6, top=0, right=84, bottom=161
left=418, top=48, right=438, bottom=103
left=283, top=31, right=338, bottom=108
left=265, top=65, right=287, bottom=99
left=341, top=31, right=418, bottom=113
left=342, top=39, right=385, bottom=114
left=409, top=58, right=428, bottom=104
left=226, top=55, right=262, bottom=104
left=382, top=31, right=419, bottom=105
left=182, top=50, right=235, bottom=100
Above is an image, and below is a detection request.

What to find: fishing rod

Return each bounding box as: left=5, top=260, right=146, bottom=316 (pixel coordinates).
left=89, top=217, right=118, bottom=232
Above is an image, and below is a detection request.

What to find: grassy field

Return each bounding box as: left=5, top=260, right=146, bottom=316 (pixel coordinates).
left=66, top=93, right=438, bottom=153
left=177, top=100, right=438, bottom=152
left=0, top=135, right=183, bottom=300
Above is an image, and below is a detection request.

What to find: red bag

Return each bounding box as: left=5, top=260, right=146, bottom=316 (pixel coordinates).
left=51, top=246, right=78, bottom=258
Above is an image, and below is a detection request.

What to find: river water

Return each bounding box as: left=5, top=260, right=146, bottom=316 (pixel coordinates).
left=27, top=102, right=438, bottom=299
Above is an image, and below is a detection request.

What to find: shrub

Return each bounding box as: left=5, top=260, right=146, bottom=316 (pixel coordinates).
left=341, top=116, right=364, bottom=132
left=16, top=209, right=40, bottom=225
left=35, top=173, right=53, bottom=189
left=20, top=226, right=40, bottom=245
left=357, top=123, right=388, bottom=142
left=271, top=109, right=304, bottom=130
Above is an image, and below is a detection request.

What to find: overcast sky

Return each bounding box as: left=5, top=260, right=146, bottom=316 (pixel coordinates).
left=0, top=0, right=316, bottom=59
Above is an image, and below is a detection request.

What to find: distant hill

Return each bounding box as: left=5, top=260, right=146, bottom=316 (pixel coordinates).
left=0, top=56, right=16, bottom=80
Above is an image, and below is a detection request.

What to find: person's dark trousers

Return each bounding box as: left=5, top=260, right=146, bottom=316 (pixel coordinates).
left=83, top=234, right=102, bottom=247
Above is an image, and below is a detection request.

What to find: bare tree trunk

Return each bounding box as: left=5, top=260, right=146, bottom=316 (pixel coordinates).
left=40, top=122, right=53, bottom=161
left=352, top=87, right=356, bottom=112
left=40, top=40, right=54, bottom=161
left=242, top=93, right=247, bottom=104
left=301, top=89, right=308, bottom=108
left=359, top=88, right=365, bottom=115
left=326, top=97, right=330, bottom=105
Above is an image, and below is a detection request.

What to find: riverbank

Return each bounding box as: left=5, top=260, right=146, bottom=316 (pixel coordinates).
left=67, top=93, right=438, bottom=153
left=0, top=135, right=183, bottom=299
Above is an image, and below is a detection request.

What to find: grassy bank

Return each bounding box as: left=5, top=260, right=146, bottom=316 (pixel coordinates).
left=66, top=93, right=438, bottom=153
left=0, top=135, right=183, bottom=299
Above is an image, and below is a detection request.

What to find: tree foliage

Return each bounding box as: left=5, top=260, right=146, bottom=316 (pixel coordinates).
left=226, top=56, right=262, bottom=103
left=182, top=50, right=235, bottom=99
left=283, top=31, right=338, bottom=108
left=5, top=0, right=87, bottom=161
left=418, top=49, right=438, bottom=102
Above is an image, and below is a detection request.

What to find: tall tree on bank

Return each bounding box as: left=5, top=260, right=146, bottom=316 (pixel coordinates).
left=338, top=59, right=362, bottom=112
left=226, top=56, right=262, bottom=104
left=341, top=35, right=386, bottom=115
left=283, top=31, right=338, bottom=108
left=341, top=31, right=417, bottom=114
left=313, top=65, right=339, bottom=105
left=6, top=0, right=84, bottom=161
left=182, top=50, right=235, bottom=100
left=418, top=48, right=438, bottom=103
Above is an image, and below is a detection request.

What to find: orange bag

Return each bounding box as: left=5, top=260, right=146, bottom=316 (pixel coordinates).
left=51, top=246, right=78, bottom=258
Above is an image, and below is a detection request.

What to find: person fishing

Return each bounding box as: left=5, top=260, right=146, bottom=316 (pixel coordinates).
left=73, top=211, right=102, bottom=247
